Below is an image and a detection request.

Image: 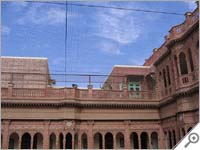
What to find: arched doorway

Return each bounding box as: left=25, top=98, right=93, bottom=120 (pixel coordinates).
left=21, top=133, right=31, bottom=149
left=141, top=132, right=149, bottom=149
left=182, top=128, right=186, bottom=137
left=9, top=133, right=19, bottom=149
left=66, top=133, right=72, bottom=149
left=74, top=133, right=78, bottom=149
left=130, top=132, right=139, bottom=149
left=49, top=133, right=56, bottom=149
left=81, top=133, right=88, bottom=149
left=187, top=127, right=192, bottom=133
left=116, top=132, right=124, bottom=149
left=168, top=131, right=172, bottom=149
left=173, top=130, right=176, bottom=146
left=94, top=132, right=103, bottom=149
left=105, top=132, right=113, bottom=149
left=59, top=133, right=63, bottom=149
left=151, top=132, right=158, bottom=149
left=33, top=133, right=43, bottom=149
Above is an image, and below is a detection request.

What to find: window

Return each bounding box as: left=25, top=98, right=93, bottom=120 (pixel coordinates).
left=179, top=52, right=188, bottom=75
left=163, top=69, right=167, bottom=88
left=196, top=40, right=199, bottom=49
left=188, top=49, right=194, bottom=72
left=166, top=66, right=171, bottom=85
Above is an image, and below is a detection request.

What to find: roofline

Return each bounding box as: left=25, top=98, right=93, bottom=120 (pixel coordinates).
left=114, top=65, right=151, bottom=68
left=1, top=56, right=48, bottom=60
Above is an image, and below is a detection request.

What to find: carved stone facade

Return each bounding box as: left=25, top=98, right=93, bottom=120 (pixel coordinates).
left=1, top=4, right=199, bottom=150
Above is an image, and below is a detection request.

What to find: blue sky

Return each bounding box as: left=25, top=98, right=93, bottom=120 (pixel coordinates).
left=1, top=1, right=197, bottom=87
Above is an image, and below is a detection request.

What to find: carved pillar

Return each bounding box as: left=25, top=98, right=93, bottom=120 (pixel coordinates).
left=113, top=133, right=117, bottom=149
left=102, top=133, right=105, bottom=149
left=30, top=134, right=33, bottom=149
left=159, top=126, right=165, bottom=149
left=138, top=132, right=141, bottom=150
left=43, top=121, right=50, bottom=149
left=148, top=132, right=152, bottom=149
left=87, top=121, right=94, bottom=149
left=78, top=133, right=81, bottom=149
left=124, top=121, right=130, bottom=149
left=56, top=134, right=59, bottom=149
left=2, top=120, right=10, bottom=149
left=18, top=134, right=22, bottom=149
left=63, top=133, right=66, bottom=149
left=72, top=133, right=74, bottom=149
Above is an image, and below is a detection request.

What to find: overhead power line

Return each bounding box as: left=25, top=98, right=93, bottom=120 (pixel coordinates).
left=27, top=1, right=185, bottom=16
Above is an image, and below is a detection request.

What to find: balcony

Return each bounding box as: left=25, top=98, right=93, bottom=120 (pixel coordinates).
left=1, top=87, right=158, bottom=101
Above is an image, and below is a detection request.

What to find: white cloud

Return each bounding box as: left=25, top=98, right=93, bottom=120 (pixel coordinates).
left=184, top=1, right=196, bottom=11
left=95, top=9, right=140, bottom=45
left=16, top=3, right=73, bottom=26
left=100, top=41, right=123, bottom=55
left=10, top=1, right=28, bottom=11
left=2, top=25, right=11, bottom=35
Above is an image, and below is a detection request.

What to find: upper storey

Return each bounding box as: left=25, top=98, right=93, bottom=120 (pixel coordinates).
left=1, top=56, right=53, bottom=89
left=144, top=5, right=199, bottom=66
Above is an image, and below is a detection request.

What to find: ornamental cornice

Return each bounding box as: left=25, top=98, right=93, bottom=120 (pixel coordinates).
left=1, top=101, right=158, bottom=109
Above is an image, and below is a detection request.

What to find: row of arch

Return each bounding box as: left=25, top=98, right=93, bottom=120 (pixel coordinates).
left=7, top=131, right=159, bottom=149
left=165, top=127, right=192, bottom=149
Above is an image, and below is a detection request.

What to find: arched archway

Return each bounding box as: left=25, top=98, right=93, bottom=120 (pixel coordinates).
left=66, top=133, right=72, bottom=149
left=182, top=128, right=186, bottom=137
left=141, top=132, right=149, bottom=149
left=116, top=132, right=124, bottom=149
left=168, top=131, right=172, bottom=149
left=151, top=132, right=158, bottom=149
left=59, top=133, right=63, bottom=149
left=21, top=133, right=31, bottom=149
left=179, top=52, right=188, bottom=75
left=49, top=133, right=56, bottom=149
left=33, top=133, right=43, bottom=149
left=94, top=132, right=102, bottom=149
left=9, top=132, right=19, bottom=149
left=130, top=132, right=138, bottom=149
left=173, top=130, right=176, bottom=146
left=187, top=127, right=192, bottom=133
left=105, top=132, right=113, bottom=149
left=81, top=133, right=88, bottom=149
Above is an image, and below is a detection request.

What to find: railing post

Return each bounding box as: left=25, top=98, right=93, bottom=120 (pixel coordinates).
left=122, top=86, right=128, bottom=98
left=8, top=82, right=14, bottom=97
left=88, top=84, right=93, bottom=98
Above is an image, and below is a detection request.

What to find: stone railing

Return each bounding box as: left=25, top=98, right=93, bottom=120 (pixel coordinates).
left=178, top=70, right=199, bottom=88
left=1, top=87, right=158, bottom=100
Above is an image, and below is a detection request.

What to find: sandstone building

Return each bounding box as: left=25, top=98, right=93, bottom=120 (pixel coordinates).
left=1, top=4, right=199, bottom=149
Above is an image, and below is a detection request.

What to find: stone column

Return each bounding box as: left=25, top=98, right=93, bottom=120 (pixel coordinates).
left=18, top=134, right=22, bottom=149
left=63, top=134, right=66, bottom=149
left=158, top=127, right=165, bottom=149
left=43, top=121, right=50, bottom=149
left=72, top=133, right=74, bottom=149
left=78, top=133, right=81, bottom=149
left=124, top=121, right=130, bottom=149
left=87, top=122, right=94, bottom=149
left=102, top=133, right=105, bottom=149
left=56, top=134, right=59, bottom=149
left=2, top=120, right=10, bottom=149
left=30, top=134, right=33, bottom=149
left=138, top=132, right=141, bottom=150
left=113, top=133, right=117, bottom=149
left=148, top=132, right=152, bottom=149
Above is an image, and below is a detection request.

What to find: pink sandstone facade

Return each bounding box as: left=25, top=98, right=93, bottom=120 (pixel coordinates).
left=1, top=4, right=199, bottom=150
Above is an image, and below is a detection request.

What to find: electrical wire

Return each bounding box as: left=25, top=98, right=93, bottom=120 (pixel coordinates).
left=27, top=1, right=186, bottom=16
